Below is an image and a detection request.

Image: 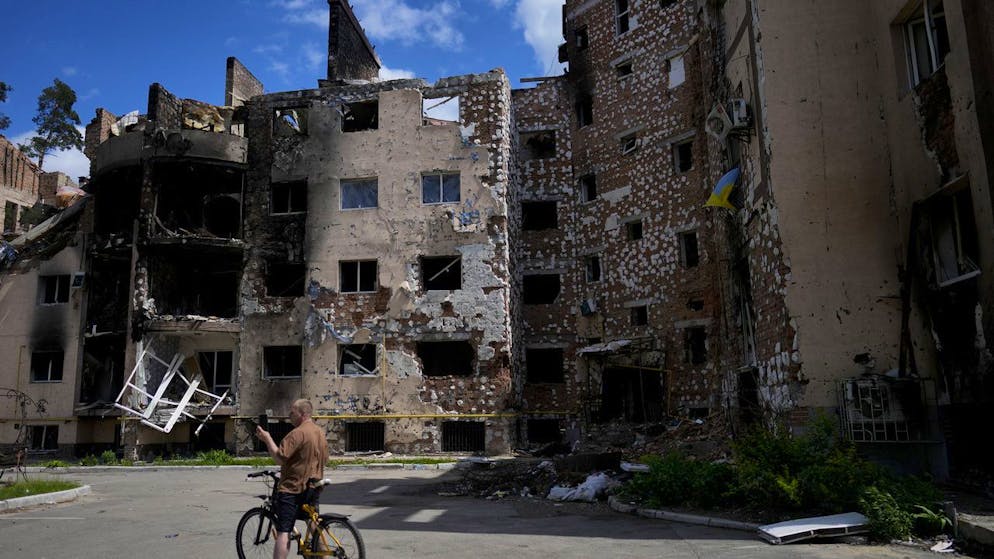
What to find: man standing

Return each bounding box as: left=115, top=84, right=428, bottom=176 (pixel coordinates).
left=255, top=399, right=328, bottom=559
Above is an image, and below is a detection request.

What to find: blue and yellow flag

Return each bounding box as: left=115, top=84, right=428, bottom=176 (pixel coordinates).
left=705, top=167, right=740, bottom=209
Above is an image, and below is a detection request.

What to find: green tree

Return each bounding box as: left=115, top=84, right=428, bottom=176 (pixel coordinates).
left=0, top=81, right=11, bottom=130
left=18, top=79, right=83, bottom=170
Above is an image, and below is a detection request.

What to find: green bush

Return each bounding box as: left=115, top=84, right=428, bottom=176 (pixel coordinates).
left=859, top=486, right=912, bottom=541
left=99, top=450, right=118, bottom=465
left=42, top=459, right=69, bottom=469
left=196, top=449, right=234, bottom=465
left=911, top=504, right=951, bottom=537
left=79, top=454, right=99, bottom=466
left=623, top=453, right=735, bottom=509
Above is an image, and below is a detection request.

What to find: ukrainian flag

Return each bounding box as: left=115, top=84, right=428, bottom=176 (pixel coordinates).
left=705, top=167, right=740, bottom=209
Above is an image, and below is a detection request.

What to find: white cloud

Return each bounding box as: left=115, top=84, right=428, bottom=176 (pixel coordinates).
left=301, top=42, right=326, bottom=72
left=270, top=61, right=291, bottom=80
left=513, top=0, right=565, bottom=75
left=62, top=66, right=78, bottom=77
left=283, top=8, right=328, bottom=28
left=354, top=0, right=464, bottom=49
left=224, top=36, right=240, bottom=47
left=378, top=66, right=416, bottom=80
left=489, top=0, right=511, bottom=7
left=253, top=43, right=285, bottom=55
left=8, top=128, right=90, bottom=180
left=80, top=88, right=101, bottom=102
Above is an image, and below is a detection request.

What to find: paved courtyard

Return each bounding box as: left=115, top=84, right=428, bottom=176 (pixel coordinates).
left=0, top=467, right=970, bottom=558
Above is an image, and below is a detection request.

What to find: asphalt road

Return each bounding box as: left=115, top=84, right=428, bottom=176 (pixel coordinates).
left=0, top=467, right=959, bottom=558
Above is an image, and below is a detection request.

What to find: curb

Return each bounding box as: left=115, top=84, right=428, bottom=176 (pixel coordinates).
left=0, top=485, right=91, bottom=512
left=608, top=495, right=759, bottom=532
left=22, top=462, right=458, bottom=474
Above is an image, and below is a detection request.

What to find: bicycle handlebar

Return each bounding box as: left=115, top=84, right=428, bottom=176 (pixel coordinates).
left=246, top=470, right=279, bottom=479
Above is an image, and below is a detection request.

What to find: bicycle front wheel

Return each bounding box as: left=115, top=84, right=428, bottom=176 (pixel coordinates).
left=310, top=516, right=365, bottom=559
left=236, top=507, right=278, bottom=559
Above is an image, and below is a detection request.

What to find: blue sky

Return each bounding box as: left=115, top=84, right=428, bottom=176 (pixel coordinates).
left=1, top=0, right=565, bottom=180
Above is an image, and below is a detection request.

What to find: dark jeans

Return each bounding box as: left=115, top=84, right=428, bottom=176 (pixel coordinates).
left=273, top=490, right=319, bottom=533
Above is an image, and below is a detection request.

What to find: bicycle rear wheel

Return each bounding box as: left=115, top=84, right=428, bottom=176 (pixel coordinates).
left=310, top=516, right=365, bottom=559
left=236, top=507, right=278, bottom=559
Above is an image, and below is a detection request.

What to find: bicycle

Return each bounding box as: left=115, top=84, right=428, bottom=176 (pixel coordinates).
left=236, top=470, right=365, bottom=558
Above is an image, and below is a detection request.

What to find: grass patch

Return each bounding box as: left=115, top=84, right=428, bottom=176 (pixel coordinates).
left=0, top=479, right=80, bottom=501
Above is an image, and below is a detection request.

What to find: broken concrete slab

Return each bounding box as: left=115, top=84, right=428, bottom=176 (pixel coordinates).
left=757, top=512, right=869, bottom=544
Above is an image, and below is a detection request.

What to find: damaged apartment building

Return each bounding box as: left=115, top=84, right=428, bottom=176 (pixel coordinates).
left=2, top=0, right=993, bottom=483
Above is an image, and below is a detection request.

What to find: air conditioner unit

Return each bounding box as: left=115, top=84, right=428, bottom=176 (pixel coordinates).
left=705, top=103, right=732, bottom=142
left=728, top=98, right=751, bottom=128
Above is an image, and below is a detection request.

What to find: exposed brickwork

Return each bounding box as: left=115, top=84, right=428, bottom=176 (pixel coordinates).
left=225, top=57, right=263, bottom=107
left=324, top=0, right=380, bottom=83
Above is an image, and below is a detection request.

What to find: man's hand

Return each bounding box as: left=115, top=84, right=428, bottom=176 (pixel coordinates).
left=255, top=425, right=272, bottom=443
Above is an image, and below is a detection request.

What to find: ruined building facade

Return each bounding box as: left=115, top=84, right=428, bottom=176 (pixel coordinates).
left=3, top=0, right=993, bottom=481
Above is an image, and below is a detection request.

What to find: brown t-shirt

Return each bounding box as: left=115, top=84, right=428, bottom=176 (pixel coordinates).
left=276, top=420, right=328, bottom=494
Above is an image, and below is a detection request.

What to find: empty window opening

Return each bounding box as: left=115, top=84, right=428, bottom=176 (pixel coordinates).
left=254, top=421, right=293, bottom=451
left=527, top=419, right=562, bottom=444
left=522, top=274, right=561, bottom=304
left=266, top=260, right=306, bottom=297
left=148, top=250, right=241, bottom=317
left=442, top=421, right=485, bottom=452
left=263, top=346, right=302, bottom=378
left=924, top=186, right=979, bottom=288
left=585, top=255, right=602, bottom=282
left=274, top=107, right=308, bottom=136
left=196, top=351, right=233, bottom=395
left=687, top=298, right=705, bottom=311
left=272, top=180, right=307, bottom=214
left=38, top=274, right=71, bottom=304
left=600, top=368, right=663, bottom=423
left=668, top=55, right=686, bottom=88
left=190, top=422, right=227, bottom=452
left=422, top=95, right=460, bottom=124
left=340, top=260, right=377, bottom=293
left=346, top=422, right=385, bottom=452
left=626, top=220, right=644, bottom=241
left=576, top=95, right=593, bottom=128
left=688, top=407, right=710, bottom=420
left=904, top=0, right=949, bottom=87
left=522, top=201, right=558, bottom=230
left=29, top=425, right=58, bottom=451
left=31, top=350, right=64, bottom=383
left=417, top=340, right=474, bottom=376
left=3, top=201, right=19, bottom=233
left=422, top=172, right=460, bottom=204
left=620, top=132, right=638, bottom=155
left=673, top=138, right=694, bottom=173
left=341, top=178, right=378, bottom=210
left=421, top=256, right=462, bottom=290
left=684, top=327, right=708, bottom=365
left=679, top=231, right=700, bottom=267
left=526, top=347, right=565, bottom=383
left=203, top=195, right=241, bottom=238
left=616, top=0, right=630, bottom=34
left=737, top=367, right=761, bottom=427
left=341, top=100, right=378, bottom=132
left=340, top=344, right=378, bottom=375
left=80, top=334, right=126, bottom=404
left=616, top=60, right=634, bottom=79
left=521, top=131, right=557, bottom=160
left=630, top=305, right=648, bottom=326
left=575, top=26, right=589, bottom=49
left=661, top=0, right=678, bottom=8
left=579, top=174, right=597, bottom=202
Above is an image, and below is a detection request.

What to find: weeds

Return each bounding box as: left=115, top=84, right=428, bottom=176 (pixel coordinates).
left=0, top=480, right=79, bottom=501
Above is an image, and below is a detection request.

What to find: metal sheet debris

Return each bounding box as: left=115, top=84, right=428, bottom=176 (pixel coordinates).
left=577, top=339, right=632, bottom=354
left=757, top=512, right=869, bottom=544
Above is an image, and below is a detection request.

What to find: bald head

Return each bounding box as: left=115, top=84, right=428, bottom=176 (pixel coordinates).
left=292, top=399, right=313, bottom=417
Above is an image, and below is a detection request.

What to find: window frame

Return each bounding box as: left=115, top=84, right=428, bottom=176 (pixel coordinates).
left=620, top=132, right=638, bottom=155
left=421, top=171, right=461, bottom=205
left=38, top=274, right=71, bottom=305
left=262, top=345, right=303, bottom=379
left=196, top=350, right=234, bottom=395
left=615, top=59, right=634, bottom=81
left=339, top=343, right=379, bottom=375
left=615, top=0, right=631, bottom=35
left=903, top=0, right=949, bottom=87
left=29, top=425, right=59, bottom=451
left=630, top=305, right=649, bottom=326
left=579, top=173, right=597, bottom=202
left=270, top=180, right=307, bottom=215
left=679, top=230, right=700, bottom=268
left=585, top=255, right=602, bottom=283
left=30, top=350, right=64, bottom=383
left=340, top=177, right=378, bottom=210
left=626, top=219, right=644, bottom=241
left=340, top=259, right=378, bottom=293
left=673, top=138, right=694, bottom=173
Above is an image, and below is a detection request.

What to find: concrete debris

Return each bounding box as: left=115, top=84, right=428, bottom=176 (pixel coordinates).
left=547, top=472, right=619, bottom=502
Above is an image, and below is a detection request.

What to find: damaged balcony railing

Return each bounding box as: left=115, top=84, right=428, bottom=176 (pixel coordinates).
left=113, top=343, right=229, bottom=435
